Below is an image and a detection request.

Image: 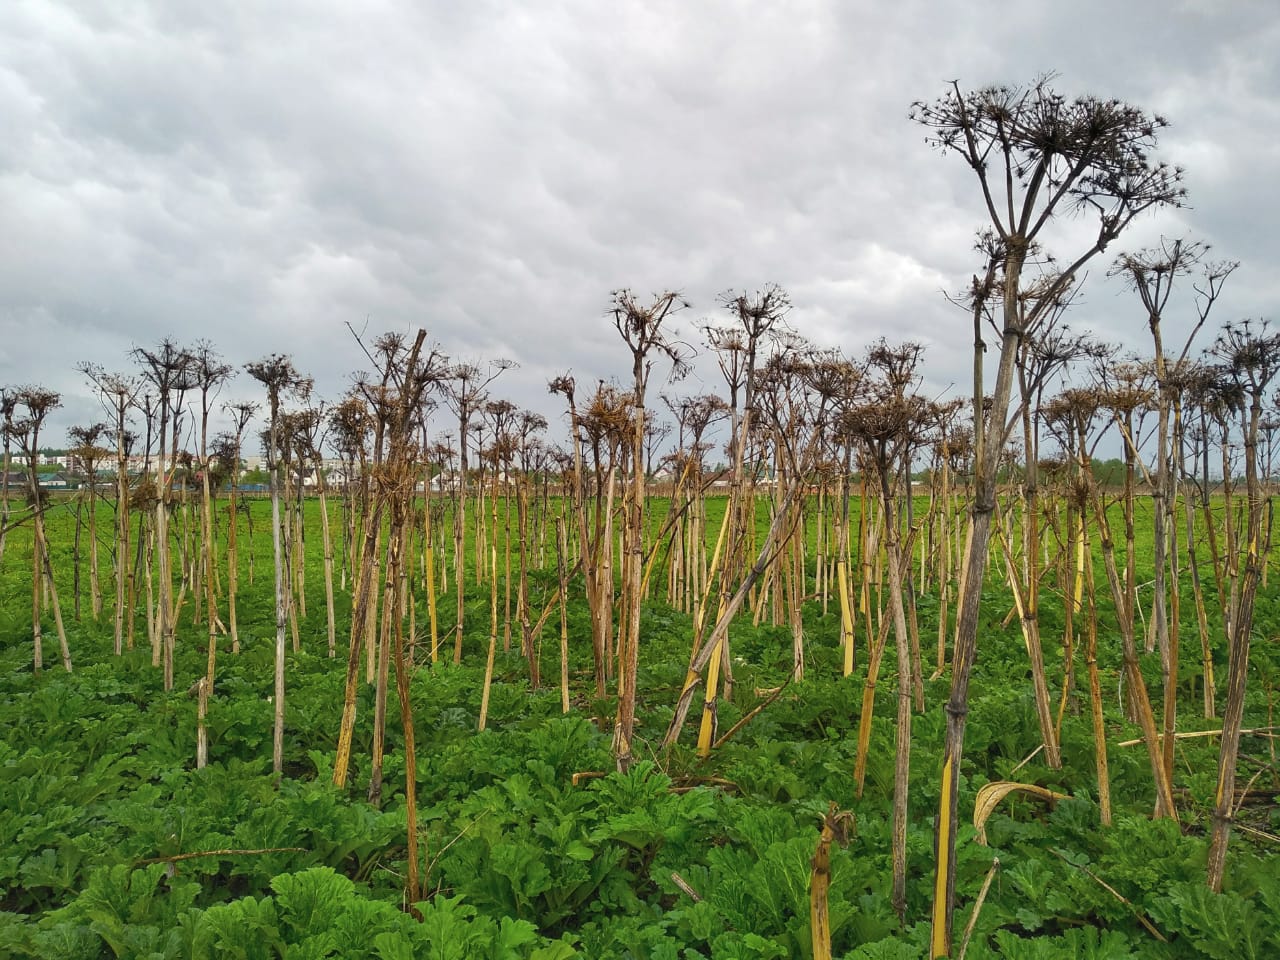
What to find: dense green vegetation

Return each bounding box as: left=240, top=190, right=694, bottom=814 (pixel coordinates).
left=5, top=71, right=1274, bottom=959
left=1, top=495, right=1277, bottom=959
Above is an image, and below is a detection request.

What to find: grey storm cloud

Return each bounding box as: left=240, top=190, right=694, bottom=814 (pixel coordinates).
left=0, top=0, right=1276, bottom=446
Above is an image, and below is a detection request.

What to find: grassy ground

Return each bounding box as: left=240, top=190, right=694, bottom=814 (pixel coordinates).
left=0, top=488, right=1276, bottom=957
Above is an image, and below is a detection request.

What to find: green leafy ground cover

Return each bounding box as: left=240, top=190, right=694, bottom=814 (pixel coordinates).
left=0, top=497, right=1277, bottom=958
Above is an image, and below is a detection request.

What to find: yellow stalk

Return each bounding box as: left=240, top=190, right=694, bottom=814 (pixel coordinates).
left=810, top=805, right=854, bottom=960
left=838, top=558, right=855, bottom=677
left=696, top=597, right=728, bottom=757
left=931, top=757, right=954, bottom=959
left=972, top=781, right=1069, bottom=845
left=678, top=496, right=733, bottom=699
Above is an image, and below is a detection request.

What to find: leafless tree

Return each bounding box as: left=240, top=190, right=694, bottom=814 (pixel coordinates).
left=1109, top=240, right=1236, bottom=777
left=6, top=387, right=71, bottom=673
left=1042, top=386, right=1113, bottom=825
left=1205, top=319, right=1280, bottom=891
left=190, top=343, right=235, bottom=688
left=79, top=365, right=142, bottom=654
left=843, top=340, right=939, bottom=921
left=440, top=359, right=514, bottom=662
left=911, top=75, right=1185, bottom=955
left=549, top=372, right=612, bottom=697
left=245, top=354, right=312, bottom=776
left=289, top=402, right=338, bottom=656
left=221, top=401, right=257, bottom=653
left=67, top=422, right=111, bottom=620
left=132, top=339, right=196, bottom=690
left=611, top=288, right=691, bottom=770
left=334, top=329, right=444, bottom=908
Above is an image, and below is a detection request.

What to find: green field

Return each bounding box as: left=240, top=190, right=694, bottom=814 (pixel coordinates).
left=1, top=489, right=1277, bottom=959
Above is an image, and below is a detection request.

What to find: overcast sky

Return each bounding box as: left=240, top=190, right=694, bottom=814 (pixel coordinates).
left=1, top=0, right=1277, bottom=453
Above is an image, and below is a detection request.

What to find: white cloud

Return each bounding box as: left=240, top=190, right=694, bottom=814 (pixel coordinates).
left=0, top=0, right=1274, bottom=448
